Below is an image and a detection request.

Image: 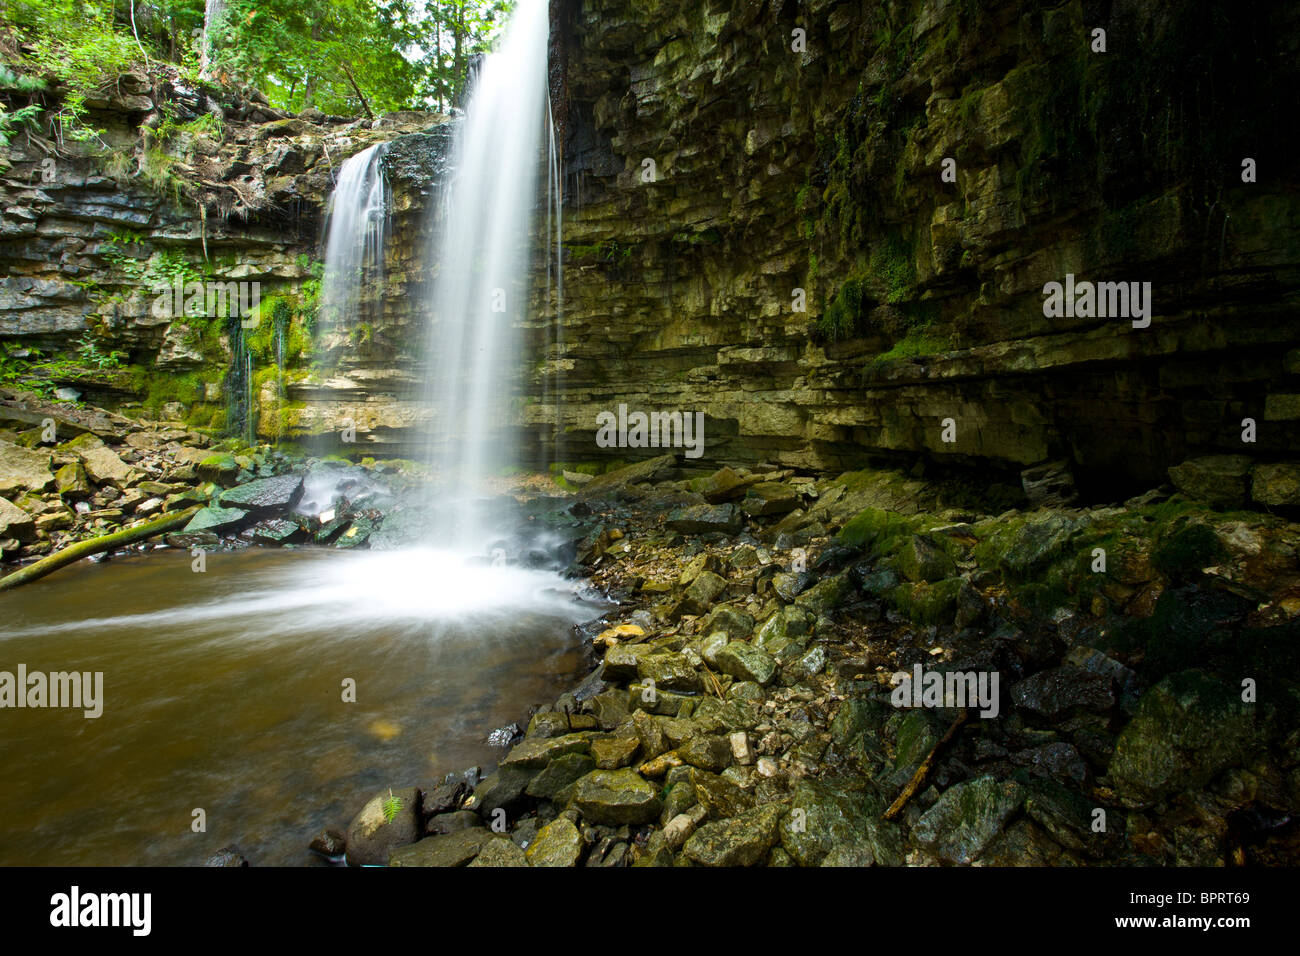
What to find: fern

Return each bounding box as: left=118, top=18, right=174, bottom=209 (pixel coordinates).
left=381, top=788, right=403, bottom=823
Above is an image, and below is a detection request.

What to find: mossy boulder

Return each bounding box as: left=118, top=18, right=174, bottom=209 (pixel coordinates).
left=524, top=817, right=584, bottom=867
left=912, top=775, right=1025, bottom=864
left=779, top=779, right=902, bottom=866
left=572, top=769, right=662, bottom=824
left=197, top=453, right=241, bottom=487
left=1109, top=670, right=1262, bottom=807
left=714, top=641, right=777, bottom=686
left=683, top=804, right=784, bottom=866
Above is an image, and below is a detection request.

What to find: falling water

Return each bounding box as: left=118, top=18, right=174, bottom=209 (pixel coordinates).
left=318, top=142, right=390, bottom=333
left=422, top=0, right=552, bottom=550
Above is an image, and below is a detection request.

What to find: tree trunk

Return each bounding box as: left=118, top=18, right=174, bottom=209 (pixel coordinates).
left=0, top=507, right=201, bottom=592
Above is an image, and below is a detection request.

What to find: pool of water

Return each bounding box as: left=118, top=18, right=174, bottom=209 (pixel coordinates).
left=0, top=546, right=602, bottom=866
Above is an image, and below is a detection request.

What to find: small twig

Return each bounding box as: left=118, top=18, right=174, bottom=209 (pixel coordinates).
left=883, top=709, right=969, bottom=821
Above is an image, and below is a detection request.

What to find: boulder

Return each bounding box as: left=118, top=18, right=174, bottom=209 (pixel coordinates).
left=572, top=769, right=662, bottom=825
left=1251, top=462, right=1300, bottom=507
left=524, top=817, right=584, bottom=866
left=714, top=641, right=777, bottom=686
left=345, top=787, right=419, bottom=866
left=63, top=433, right=137, bottom=489
left=0, top=438, right=53, bottom=495
left=0, top=496, right=36, bottom=542
left=912, top=776, right=1025, bottom=864
left=1109, top=670, right=1261, bottom=807
left=468, top=835, right=529, bottom=867
left=388, top=828, right=494, bottom=867
left=1168, top=455, right=1253, bottom=510
left=218, top=474, right=304, bottom=513
left=683, top=804, right=784, bottom=866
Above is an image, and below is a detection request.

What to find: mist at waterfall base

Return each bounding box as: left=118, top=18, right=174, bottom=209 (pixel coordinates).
left=0, top=3, right=597, bottom=866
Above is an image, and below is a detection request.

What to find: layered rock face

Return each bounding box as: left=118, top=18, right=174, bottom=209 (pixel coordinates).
left=536, top=0, right=1300, bottom=495
left=4, top=0, right=1298, bottom=493
left=0, top=71, right=443, bottom=449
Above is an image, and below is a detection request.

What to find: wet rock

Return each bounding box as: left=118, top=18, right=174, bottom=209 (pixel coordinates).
left=582, top=454, right=678, bottom=494
left=666, top=503, right=742, bottom=535
left=912, top=775, right=1025, bottom=864
left=637, top=652, right=701, bottom=692
left=793, top=572, right=854, bottom=613
left=669, top=569, right=727, bottom=618
left=1011, top=665, right=1114, bottom=719
left=683, top=803, right=784, bottom=866
left=1020, top=460, right=1079, bottom=507
left=779, top=779, right=901, bottom=866
left=334, top=516, right=376, bottom=549
left=603, top=642, right=653, bottom=681
left=754, top=605, right=815, bottom=655
left=677, top=734, right=734, bottom=772
left=1011, top=742, right=1088, bottom=785
left=702, top=604, right=755, bottom=640
left=197, top=453, right=241, bottom=487
left=714, top=641, right=777, bottom=686
left=0, top=439, right=53, bottom=495
left=1252, top=462, right=1300, bottom=507
left=308, top=828, right=347, bottom=861
left=345, top=787, right=419, bottom=866
left=54, top=461, right=91, bottom=499
left=251, top=518, right=303, bottom=545
left=466, top=765, right=534, bottom=816
left=468, top=835, right=529, bottom=867
left=219, top=474, right=304, bottom=513
left=0, top=497, right=35, bottom=542
left=524, top=817, right=584, bottom=866
left=741, top=482, right=800, bottom=518
left=500, top=732, right=593, bottom=770
left=1109, top=670, right=1262, bottom=807
left=897, top=534, right=957, bottom=583
left=689, top=466, right=758, bottom=503
left=1167, top=455, right=1254, bottom=510
left=183, top=505, right=248, bottom=534
left=589, top=690, right=631, bottom=729
left=526, top=753, right=597, bottom=800
left=424, top=811, right=480, bottom=836
left=980, top=819, right=1066, bottom=866
left=1001, top=513, right=1082, bottom=577
left=388, top=828, right=494, bottom=867
left=572, top=769, right=662, bottom=825
left=772, top=570, right=815, bottom=602
left=691, top=768, right=755, bottom=818
left=591, top=735, right=640, bottom=769
left=63, top=433, right=138, bottom=489
left=1023, top=778, right=1107, bottom=855
left=527, top=711, right=598, bottom=737
left=204, top=846, right=249, bottom=867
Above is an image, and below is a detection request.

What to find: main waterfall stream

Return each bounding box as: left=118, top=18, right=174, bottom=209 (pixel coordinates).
left=0, top=0, right=589, bottom=866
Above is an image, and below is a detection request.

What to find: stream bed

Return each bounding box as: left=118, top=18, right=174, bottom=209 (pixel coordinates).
left=0, top=546, right=602, bottom=866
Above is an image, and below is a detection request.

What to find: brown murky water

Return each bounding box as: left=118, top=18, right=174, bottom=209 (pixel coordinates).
left=0, top=546, right=601, bottom=866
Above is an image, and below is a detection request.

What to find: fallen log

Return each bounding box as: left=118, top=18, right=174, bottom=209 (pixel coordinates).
left=883, top=709, right=969, bottom=821
left=0, top=505, right=201, bottom=592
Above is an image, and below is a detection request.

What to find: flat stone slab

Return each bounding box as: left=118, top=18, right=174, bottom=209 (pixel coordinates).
left=183, top=505, right=249, bottom=534
left=219, top=474, right=303, bottom=513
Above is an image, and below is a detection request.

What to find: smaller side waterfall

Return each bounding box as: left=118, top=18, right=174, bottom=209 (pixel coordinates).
left=318, top=143, right=390, bottom=333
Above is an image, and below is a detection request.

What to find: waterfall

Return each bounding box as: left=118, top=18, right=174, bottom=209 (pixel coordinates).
left=422, top=0, right=551, bottom=550
left=318, top=142, right=390, bottom=335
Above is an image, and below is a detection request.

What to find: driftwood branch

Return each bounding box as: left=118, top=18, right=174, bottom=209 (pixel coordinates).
left=883, top=709, right=969, bottom=821
left=0, top=506, right=200, bottom=592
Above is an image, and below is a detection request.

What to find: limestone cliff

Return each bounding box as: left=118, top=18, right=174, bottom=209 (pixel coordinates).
left=4, top=0, right=1299, bottom=500
left=539, top=0, right=1300, bottom=497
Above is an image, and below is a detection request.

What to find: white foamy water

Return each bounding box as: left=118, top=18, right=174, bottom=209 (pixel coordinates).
left=318, top=142, right=389, bottom=331
left=2, top=548, right=596, bottom=642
